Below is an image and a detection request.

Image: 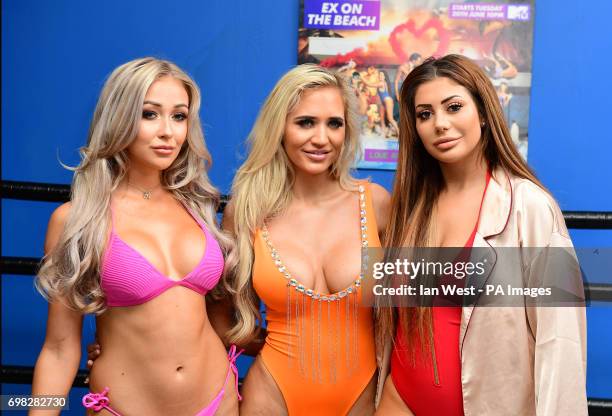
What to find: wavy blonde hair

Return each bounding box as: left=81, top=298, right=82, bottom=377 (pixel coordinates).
left=226, top=64, right=360, bottom=344
left=36, top=57, right=235, bottom=313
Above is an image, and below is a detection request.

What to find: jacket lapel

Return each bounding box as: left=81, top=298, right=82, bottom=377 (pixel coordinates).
left=460, top=168, right=513, bottom=352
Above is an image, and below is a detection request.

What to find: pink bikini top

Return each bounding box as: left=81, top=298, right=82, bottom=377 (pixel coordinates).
left=100, top=205, right=224, bottom=307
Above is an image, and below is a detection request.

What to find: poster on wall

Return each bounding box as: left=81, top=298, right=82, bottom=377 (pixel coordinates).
left=298, top=0, right=534, bottom=170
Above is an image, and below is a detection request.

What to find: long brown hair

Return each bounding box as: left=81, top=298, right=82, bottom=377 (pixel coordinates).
left=376, top=54, right=543, bottom=355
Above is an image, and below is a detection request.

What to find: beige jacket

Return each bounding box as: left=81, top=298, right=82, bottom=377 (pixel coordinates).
left=375, top=169, right=588, bottom=415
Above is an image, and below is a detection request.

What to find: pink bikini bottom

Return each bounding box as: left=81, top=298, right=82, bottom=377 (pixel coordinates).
left=82, top=345, right=243, bottom=416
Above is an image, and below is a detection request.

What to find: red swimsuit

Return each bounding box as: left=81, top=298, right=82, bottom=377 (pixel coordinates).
left=390, top=172, right=490, bottom=415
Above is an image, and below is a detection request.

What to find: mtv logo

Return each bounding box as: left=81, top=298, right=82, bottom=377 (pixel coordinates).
left=507, top=5, right=530, bottom=21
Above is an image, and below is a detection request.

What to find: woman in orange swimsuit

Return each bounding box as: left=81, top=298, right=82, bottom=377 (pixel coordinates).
left=224, top=64, right=390, bottom=415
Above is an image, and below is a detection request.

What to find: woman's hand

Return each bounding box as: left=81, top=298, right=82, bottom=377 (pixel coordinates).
left=83, top=341, right=101, bottom=384
left=86, top=341, right=101, bottom=369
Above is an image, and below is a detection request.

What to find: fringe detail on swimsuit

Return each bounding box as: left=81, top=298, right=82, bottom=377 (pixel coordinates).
left=260, top=184, right=370, bottom=383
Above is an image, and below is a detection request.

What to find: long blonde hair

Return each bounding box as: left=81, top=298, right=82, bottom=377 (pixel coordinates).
left=36, top=57, right=234, bottom=313
left=377, top=54, right=544, bottom=355
left=226, top=64, right=360, bottom=344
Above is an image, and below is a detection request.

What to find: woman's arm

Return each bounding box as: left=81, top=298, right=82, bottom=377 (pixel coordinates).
left=30, top=203, right=84, bottom=416
left=526, top=247, right=587, bottom=415
left=495, top=53, right=518, bottom=79
left=362, top=78, right=384, bottom=89
left=370, top=183, right=391, bottom=239
left=206, top=294, right=266, bottom=356
left=518, top=188, right=588, bottom=414
left=30, top=302, right=83, bottom=415
left=394, top=72, right=401, bottom=101
left=208, top=200, right=266, bottom=356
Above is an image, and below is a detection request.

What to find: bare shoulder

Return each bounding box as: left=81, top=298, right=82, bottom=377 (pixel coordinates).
left=45, top=202, right=72, bottom=254
left=370, top=183, right=391, bottom=212
left=369, top=183, right=391, bottom=233
left=221, top=199, right=235, bottom=234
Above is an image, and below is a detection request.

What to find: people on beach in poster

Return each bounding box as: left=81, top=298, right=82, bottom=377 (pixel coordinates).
left=395, top=53, right=423, bottom=102
left=360, top=66, right=386, bottom=136
left=336, top=62, right=409, bottom=140
left=378, top=70, right=399, bottom=137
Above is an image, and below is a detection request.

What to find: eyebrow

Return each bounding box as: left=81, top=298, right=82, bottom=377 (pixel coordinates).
left=293, top=115, right=344, bottom=120
left=143, top=100, right=188, bottom=109
left=415, top=94, right=462, bottom=109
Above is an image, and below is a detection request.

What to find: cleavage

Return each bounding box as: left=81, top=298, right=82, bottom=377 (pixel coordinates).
left=267, top=219, right=361, bottom=293
left=114, top=215, right=206, bottom=281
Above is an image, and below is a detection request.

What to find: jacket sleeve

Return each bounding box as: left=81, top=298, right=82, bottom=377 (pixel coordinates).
left=523, top=200, right=588, bottom=415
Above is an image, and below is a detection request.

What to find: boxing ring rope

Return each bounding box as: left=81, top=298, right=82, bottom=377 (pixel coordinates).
left=2, top=180, right=611, bottom=413
left=2, top=180, right=609, bottom=228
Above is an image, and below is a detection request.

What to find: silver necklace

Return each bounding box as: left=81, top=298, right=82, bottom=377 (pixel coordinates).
left=128, top=181, right=160, bottom=200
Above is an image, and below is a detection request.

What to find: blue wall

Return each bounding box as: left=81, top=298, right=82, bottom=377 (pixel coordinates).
left=2, top=0, right=611, bottom=413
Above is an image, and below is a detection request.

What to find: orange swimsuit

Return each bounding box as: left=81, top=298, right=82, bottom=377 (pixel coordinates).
left=252, top=182, right=379, bottom=415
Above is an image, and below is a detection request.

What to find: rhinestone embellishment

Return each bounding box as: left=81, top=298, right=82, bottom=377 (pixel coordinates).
left=261, top=183, right=369, bottom=301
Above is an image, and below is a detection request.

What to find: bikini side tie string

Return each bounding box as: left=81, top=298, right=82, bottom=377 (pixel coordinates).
left=228, top=344, right=244, bottom=400
left=82, top=387, right=122, bottom=416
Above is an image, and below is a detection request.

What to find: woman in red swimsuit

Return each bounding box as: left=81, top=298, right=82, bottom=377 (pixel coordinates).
left=375, top=55, right=587, bottom=415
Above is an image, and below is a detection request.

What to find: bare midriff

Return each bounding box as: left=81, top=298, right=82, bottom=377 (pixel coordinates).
left=89, top=287, right=232, bottom=415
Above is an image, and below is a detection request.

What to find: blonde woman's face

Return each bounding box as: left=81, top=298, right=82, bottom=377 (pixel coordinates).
left=283, top=86, right=346, bottom=177
left=414, top=77, right=483, bottom=165
left=127, top=76, right=189, bottom=172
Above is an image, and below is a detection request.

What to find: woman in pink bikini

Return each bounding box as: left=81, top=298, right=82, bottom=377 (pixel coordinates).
left=31, top=57, right=240, bottom=416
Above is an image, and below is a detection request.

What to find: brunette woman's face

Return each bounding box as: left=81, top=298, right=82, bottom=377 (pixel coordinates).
left=283, top=86, right=346, bottom=177
left=126, top=76, right=189, bottom=172
left=413, top=77, right=483, bottom=165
